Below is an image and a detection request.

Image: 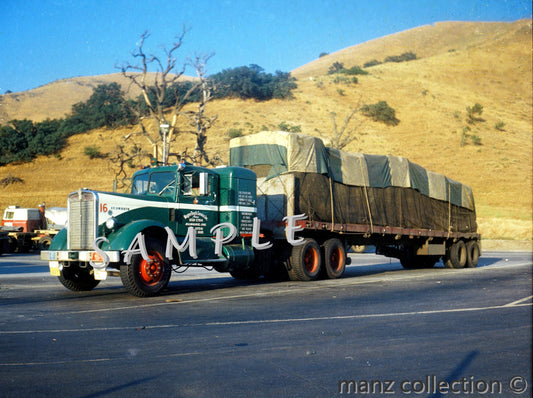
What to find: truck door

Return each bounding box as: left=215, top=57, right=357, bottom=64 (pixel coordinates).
left=173, top=170, right=218, bottom=237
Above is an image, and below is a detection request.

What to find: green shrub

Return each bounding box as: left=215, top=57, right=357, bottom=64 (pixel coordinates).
left=333, top=75, right=358, bottom=85
left=210, top=65, right=297, bottom=100
left=227, top=128, right=243, bottom=139
left=360, top=101, right=399, bottom=126
left=84, top=145, right=105, bottom=159
left=466, top=103, right=484, bottom=124
left=363, top=59, right=382, bottom=68
left=460, top=126, right=482, bottom=146
left=495, top=121, right=505, bottom=131
left=341, top=65, right=368, bottom=76
left=384, top=52, right=417, bottom=63
left=327, top=62, right=344, bottom=74
left=277, top=122, right=301, bottom=133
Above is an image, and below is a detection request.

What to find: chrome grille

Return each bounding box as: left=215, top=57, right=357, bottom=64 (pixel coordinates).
left=68, top=191, right=96, bottom=250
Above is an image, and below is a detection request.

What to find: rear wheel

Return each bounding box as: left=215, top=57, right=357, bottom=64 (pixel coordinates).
left=120, top=237, right=171, bottom=297
left=322, top=238, right=346, bottom=279
left=288, top=239, right=321, bottom=281
left=444, top=240, right=467, bottom=269
left=465, top=240, right=480, bottom=268
left=58, top=262, right=100, bottom=291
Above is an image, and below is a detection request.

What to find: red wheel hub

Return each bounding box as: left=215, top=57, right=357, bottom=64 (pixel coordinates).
left=330, top=247, right=344, bottom=271
left=303, top=247, right=319, bottom=273
left=139, top=251, right=164, bottom=285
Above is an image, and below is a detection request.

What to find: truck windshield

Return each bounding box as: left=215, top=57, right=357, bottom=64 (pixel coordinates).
left=149, top=172, right=176, bottom=198
left=131, top=171, right=176, bottom=198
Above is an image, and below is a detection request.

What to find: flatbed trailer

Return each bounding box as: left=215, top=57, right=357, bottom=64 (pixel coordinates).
left=230, top=131, right=481, bottom=277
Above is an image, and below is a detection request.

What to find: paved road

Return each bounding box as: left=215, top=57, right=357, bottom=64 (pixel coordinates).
left=0, top=251, right=531, bottom=397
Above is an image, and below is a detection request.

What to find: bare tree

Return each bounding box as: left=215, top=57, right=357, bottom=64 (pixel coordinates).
left=317, top=99, right=365, bottom=150
left=107, top=142, right=149, bottom=191
left=118, top=28, right=200, bottom=165
left=174, top=53, right=219, bottom=166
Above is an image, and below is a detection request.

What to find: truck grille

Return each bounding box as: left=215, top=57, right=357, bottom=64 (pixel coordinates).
left=68, top=191, right=97, bottom=250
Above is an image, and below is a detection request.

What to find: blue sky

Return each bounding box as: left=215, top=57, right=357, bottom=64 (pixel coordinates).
left=1, top=0, right=531, bottom=93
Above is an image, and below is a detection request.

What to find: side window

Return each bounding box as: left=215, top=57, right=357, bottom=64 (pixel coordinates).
left=131, top=173, right=149, bottom=195
left=181, top=172, right=209, bottom=196
left=148, top=172, right=176, bottom=197
left=181, top=173, right=197, bottom=196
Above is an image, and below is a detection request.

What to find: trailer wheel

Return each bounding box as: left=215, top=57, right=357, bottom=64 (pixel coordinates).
left=120, top=237, right=171, bottom=297
left=322, top=238, right=346, bottom=279
left=465, top=240, right=480, bottom=268
left=349, top=245, right=366, bottom=253
left=38, top=236, right=53, bottom=250
left=8, top=236, right=18, bottom=253
left=288, top=239, right=321, bottom=281
left=444, top=240, right=467, bottom=269
left=58, top=263, right=100, bottom=291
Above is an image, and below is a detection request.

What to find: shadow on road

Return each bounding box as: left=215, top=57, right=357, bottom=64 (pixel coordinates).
left=0, top=251, right=521, bottom=302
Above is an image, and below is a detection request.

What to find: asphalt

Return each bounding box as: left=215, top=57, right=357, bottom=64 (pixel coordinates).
left=0, top=250, right=531, bottom=397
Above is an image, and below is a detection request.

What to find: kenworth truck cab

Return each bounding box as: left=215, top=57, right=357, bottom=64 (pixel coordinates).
left=41, top=163, right=259, bottom=297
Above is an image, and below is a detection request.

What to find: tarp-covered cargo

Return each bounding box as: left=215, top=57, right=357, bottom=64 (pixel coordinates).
left=229, top=131, right=477, bottom=234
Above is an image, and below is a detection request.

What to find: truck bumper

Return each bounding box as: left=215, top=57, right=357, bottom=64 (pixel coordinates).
left=40, top=250, right=121, bottom=280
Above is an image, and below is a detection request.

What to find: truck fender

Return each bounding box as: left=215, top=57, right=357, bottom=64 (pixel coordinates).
left=104, top=219, right=168, bottom=252
left=49, top=228, right=68, bottom=251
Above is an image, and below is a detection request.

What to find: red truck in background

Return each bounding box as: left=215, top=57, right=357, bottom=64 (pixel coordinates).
left=0, top=204, right=66, bottom=254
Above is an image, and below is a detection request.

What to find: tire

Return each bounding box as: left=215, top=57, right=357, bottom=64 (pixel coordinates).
left=322, top=238, right=346, bottom=279
left=465, top=240, right=480, bottom=268
left=38, top=236, right=53, bottom=251
left=58, top=262, right=100, bottom=291
left=120, top=237, right=171, bottom=297
left=8, top=236, right=18, bottom=253
left=288, top=238, right=321, bottom=281
left=444, top=240, right=467, bottom=269
left=350, top=245, right=366, bottom=253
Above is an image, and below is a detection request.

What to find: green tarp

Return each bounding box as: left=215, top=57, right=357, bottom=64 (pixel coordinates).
left=229, top=131, right=475, bottom=211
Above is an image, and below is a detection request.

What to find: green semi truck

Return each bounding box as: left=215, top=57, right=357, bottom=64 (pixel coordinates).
left=41, top=131, right=481, bottom=297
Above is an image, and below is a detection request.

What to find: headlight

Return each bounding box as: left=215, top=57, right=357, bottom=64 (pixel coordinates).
left=106, top=217, right=119, bottom=230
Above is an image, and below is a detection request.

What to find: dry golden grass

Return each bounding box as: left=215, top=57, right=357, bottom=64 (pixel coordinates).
left=0, top=20, right=531, bottom=240
left=0, top=73, right=194, bottom=123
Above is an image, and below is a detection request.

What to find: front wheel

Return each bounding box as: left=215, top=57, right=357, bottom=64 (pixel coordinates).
left=58, top=263, right=100, bottom=291
left=120, top=237, right=171, bottom=297
left=288, top=238, right=322, bottom=281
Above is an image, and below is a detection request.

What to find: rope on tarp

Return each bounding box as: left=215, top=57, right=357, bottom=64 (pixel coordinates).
left=329, top=176, right=335, bottom=231
left=359, top=160, right=374, bottom=235
left=447, top=185, right=452, bottom=239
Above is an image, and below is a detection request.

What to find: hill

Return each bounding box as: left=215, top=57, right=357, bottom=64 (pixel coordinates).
left=0, top=20, right=531, bottom=241
left=0, top=72, right=193, bottom=123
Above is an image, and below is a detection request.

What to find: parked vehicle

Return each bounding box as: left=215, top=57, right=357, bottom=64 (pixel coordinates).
left=0, top=204, right=65, bottom=254
left=42, top=132, right=480, bottom=296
